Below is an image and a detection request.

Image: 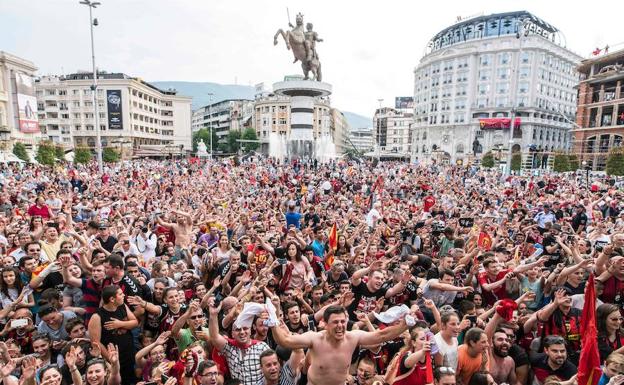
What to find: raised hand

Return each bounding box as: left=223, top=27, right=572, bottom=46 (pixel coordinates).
left=0, top=358, right=15, bottom=378
left=65, top=345, right=78, bottom=369
left=21, top=355, right=37, bottom=380
left=155, top=330, right=171, bottom=345
left=107, top=343, right=119, bottom=365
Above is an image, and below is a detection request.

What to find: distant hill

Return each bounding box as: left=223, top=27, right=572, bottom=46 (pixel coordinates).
left=152, top=81, right=372, bottom=129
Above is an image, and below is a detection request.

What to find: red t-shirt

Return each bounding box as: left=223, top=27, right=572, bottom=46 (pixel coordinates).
left=478, top=269, right=511, bottom=306
left=27, top=204, right=51, bottom=219
left=423, top=196, right=436, bottom=212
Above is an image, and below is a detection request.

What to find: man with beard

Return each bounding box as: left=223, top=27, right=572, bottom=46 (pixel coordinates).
left=530, top=335, right=577, bottom=385
left=488, top=329, right=517, bottom=385
left=270, top=305, right=411, bottom=385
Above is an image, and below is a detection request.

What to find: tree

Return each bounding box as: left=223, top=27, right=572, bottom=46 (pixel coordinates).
left=226, top=130, right=242, bottom=154
left=192, top=128, right=218, bottom=153
left=553, top=153, right=570, bottom=172
left=102, top=147, right=120, bottom=163
left=74, top=147, right=92, bottom=165
left=35, top=141, right=56, bottom=166
left=12, top=142, right=30, bottom=163
left=481, top=151, right=495, bottom=168
left=241, top=128, right=260, bottom=152
left=511, top=153, right=522, bottom=172
left=568, top=154, right=579, bottom=171
left=55, top=145, right=65, bottom=160
left=606, top=148, right=624, bottom=176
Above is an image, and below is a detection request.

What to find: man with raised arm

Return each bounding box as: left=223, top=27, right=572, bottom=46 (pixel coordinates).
left=269, top=304, right=412, bottom=385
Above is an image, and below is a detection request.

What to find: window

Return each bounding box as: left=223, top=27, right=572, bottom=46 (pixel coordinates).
left=519, top=67, right=530, bottom=78
left=456, top=86, right=467, bottom=96
left=521, top=52, right=531, bottom=64
left=495, top=97, right=508, bottom=107
left=477, top=98, right=488, bottom=108
left=478, top=84, right=490, bottom=95
left=499, top=52, right=511, bottom=65
left=479, top=70, right=491, bottom=81
left=518, top=81, right=529, bottom=94
left=457, top=72, right=468, bottom=82
left=457, top=57, right=469, bottom=68
left=480, top=54, right=491, bottom=66
left=497, top=68, right=511, bottom=79
left=455, top=99, right=466, bottom=110
left=517, top=97, right=528, bottom=107
left=442, top=74, right=453, bottom=84
left=496, top=82, right=509, bottom=94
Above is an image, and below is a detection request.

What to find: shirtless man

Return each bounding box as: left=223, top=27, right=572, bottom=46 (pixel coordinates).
left=156, top=210, right=193, bottom=256
left=270, top=305, right=411, bottom=385
left=304, top=22, right=322, bottom=61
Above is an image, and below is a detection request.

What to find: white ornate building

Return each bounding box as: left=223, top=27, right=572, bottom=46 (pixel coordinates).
left=412, top=11, right=582, bottom=165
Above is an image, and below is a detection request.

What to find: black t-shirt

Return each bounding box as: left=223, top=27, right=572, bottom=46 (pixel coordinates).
left=508, top=343, right=530, bottom=368
left=347, top=281, right=387, bottom=320
left=102, top=274, right=142, bottom=310
left=97, top=235, right=118, bottom=253
left=382, top=280, right=418, bottom=306
left=531, top=353, right=577, bottom=384
left=571, top=213, right=588, bottom=232
left=217, top=261, right=248, bottom=287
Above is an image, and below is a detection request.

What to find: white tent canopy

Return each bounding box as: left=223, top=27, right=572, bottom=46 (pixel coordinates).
left=0, top=152, right=25, bottom=163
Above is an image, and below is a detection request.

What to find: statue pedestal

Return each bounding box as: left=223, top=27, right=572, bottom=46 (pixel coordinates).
left=272, top=80, right=335, bottom=161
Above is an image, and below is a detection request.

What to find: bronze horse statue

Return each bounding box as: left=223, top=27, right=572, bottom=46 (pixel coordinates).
left=274, top=13, right=322, bottom=81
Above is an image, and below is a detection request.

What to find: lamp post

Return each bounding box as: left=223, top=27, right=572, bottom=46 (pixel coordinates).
left=206, top=93, right=214, bottom=160
left=505, top=19, right=527, bottom=176
left=376, top=98, right=383, bottom=162
left=79, top=0, right=103, bottom=174
left=582, top=160, right=590, bottom=188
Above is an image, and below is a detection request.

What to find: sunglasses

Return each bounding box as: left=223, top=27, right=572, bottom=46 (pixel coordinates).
left=190, top=315, right=204, bottom=320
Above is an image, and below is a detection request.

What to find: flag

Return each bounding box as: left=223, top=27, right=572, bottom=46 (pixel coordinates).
left=478, top=232, right=492, bottom=251
left=578, top=274, right=602, bottom=385
left=328, top=223, right=338, bottom=251
left=593, top=47, right=602, bottom=56
left=325, top=223, right=338, bottom=270
left=425, top=335, right=434, bottom=383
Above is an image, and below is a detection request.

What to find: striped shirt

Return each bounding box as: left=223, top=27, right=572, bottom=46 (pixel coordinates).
left=255, top=362, right=296, bottom=385
left=222, top=340, right=270, bottom=385
left=81, top=277, right=103, bottom=322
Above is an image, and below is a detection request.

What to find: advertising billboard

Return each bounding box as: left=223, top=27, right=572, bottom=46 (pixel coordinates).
left=106, top=90, right=123, bottom=130
left=478, top=118, right=521, bottom=129
left=15, top=73, right=39, bottom=133
left=395, top=97, right=414, bottom=109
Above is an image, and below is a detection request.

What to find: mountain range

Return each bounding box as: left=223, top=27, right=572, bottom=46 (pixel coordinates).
left=152, top=81, right=373, bottom=129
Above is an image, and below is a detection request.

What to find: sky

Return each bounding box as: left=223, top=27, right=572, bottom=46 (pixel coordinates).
left=1, top=0, right=623, bottom=117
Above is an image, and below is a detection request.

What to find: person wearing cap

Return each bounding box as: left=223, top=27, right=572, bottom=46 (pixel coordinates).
left=96, top=222, right=118, bottom=253
left=534, top=204, right=556, bottom=232
left=570, top=204, right=588, bottom=234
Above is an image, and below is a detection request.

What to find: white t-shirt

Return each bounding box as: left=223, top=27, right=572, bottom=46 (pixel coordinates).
left=434, top=332, right=458, bottom=370
left=366, top=208, right=381, bottom=228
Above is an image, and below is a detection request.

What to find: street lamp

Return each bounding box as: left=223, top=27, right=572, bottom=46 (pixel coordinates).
left=79, top=0, right=103, bottom=174
left=206, top=93, right=214, bottom=160
left=505, top=19, right=527, bottom=176
left=582, top=160, right=590, bottom=188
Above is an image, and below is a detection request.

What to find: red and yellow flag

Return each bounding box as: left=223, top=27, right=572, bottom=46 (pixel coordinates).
left=328, top=223, right=338, bottom=251
left=477, top=232, right=492, bottom=251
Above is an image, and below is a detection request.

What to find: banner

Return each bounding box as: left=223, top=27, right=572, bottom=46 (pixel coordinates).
left=106, top=90, right=123, bottom=130
left=15, top=73, right=39, bottom=133
left=395, top=97, right=414, bottom=109
left=479, top=118, right=521, bottom=130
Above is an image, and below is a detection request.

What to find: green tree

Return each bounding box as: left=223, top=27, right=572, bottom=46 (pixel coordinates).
left=606, top=148, right=624, bottom=176
left=227, top=130, right=242, bottom=153
left=568, top=154, right=579, bottom=171
left=241, top=128, right=260, bottom=152
left=192, top=128, right=218, bottom=153
left=553, top=153, right=570, bottom=172
left=481, top=151, right=495, bottom=168
left=102, top=147, right=120, bottom=163
left=74, top=147, right=92, bottom=165
left=55, top=145, right=65, bottom=160
left=12, top=142, right=30, bottom=163
left=511, top=153, right=522, bottom=172
left=35, top=141, right=56, bottom=166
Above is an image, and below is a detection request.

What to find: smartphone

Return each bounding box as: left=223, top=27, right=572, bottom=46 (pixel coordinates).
left=144, top=382, right=157, bottom=385
left=11, top=319, right=28, bottom=328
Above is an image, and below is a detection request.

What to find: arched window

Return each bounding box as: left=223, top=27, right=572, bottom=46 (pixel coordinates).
left=456, top=143, right=465, bottom=153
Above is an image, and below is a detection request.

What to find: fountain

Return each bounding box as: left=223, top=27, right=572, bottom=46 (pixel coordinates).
left=315, top=132, right=337, bottom=164
left=268, top=132, right=288, bottom=162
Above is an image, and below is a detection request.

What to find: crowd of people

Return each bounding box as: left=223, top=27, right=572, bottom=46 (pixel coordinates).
left=0, top=156, right=623, bottom=385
